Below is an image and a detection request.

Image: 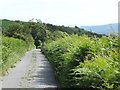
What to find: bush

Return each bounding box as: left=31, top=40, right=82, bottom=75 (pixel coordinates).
left=41, top=35, right=120, bottom=89
left=1, top=37, right=35, bottom=76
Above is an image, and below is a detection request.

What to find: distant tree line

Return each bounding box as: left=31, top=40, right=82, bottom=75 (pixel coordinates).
left=2, top=19, right=103, bottom=48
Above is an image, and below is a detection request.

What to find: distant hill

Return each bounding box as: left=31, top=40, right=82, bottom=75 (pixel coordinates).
left=80, top=23, right=118, bottom=35
left=1, top=19, right=103, bottom=38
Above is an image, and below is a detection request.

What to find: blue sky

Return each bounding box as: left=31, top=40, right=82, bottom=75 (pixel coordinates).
left=0, top=0, right=119, bottom=26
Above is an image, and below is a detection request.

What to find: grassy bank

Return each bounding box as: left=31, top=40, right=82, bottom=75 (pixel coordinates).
left=1, top=37, right=35, bottom=76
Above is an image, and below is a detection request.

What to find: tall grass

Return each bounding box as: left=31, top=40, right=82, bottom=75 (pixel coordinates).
left=1, top=37, right=35, bottom=76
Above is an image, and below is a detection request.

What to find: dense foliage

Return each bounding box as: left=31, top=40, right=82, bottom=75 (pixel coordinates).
left=1, top=37, right=35, bottom=75
left=0, top=37, right=1, bottom=75
left=2, top=19, right=103, bottom=46
left=45, top=23, right=102, bottom=37
left=41, top=35, right=120, bottom=89
left=1, top=19, right=119, bottom=89
left=2, top=20, right=46, bottom=47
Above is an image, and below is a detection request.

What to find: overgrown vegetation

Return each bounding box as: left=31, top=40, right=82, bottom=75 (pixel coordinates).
left=41, top=35, right=120, bottom=89
left=45, top=23, right=103, bottom=37
left=1, top=37, right=35, bottom=75
left=0, top=21, right=2, bottom=75
left=1, top=19, right=119, bottom=89
left=2, top=19, right=103, bottom=48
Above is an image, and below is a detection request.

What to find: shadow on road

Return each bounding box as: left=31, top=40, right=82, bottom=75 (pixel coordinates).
left=32, top=52, right=57, bottom=88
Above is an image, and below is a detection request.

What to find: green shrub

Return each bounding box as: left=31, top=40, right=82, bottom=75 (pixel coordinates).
left=1, top=37, right=35, bottom=76
left=72, top=55, right=119, bottom=89
left=41, top=34, right=120, bottom=89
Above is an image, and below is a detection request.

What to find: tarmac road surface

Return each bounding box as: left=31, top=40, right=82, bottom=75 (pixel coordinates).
left=2, top=49, right=57, bottom=88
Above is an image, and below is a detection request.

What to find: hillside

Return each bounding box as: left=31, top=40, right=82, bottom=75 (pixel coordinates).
left=80, top=23, right=118, bottom=35
left=1, top=19, right=103, bottom=38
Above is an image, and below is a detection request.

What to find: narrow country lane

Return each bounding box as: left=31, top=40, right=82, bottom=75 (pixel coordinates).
left=2, top=49, right=57, bottom=88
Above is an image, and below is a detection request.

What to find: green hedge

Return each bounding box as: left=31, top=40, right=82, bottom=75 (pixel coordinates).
left=41, top=35, right=120, bottom=89
left=0, top=36, right=2, bottom=75
left=1, top=37, right=35, bottom=76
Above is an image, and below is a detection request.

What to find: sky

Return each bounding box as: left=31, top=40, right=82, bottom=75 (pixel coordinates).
left=0, top=0, right=119, bottom=26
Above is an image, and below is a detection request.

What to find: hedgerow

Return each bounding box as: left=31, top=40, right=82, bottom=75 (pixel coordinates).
left=1, top=37, right=35, bottom=76
left=41, top=34, right=120, bottom=89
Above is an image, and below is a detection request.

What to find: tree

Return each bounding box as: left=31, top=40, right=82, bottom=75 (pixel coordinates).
left=75, top=26, right=79, bottom=28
